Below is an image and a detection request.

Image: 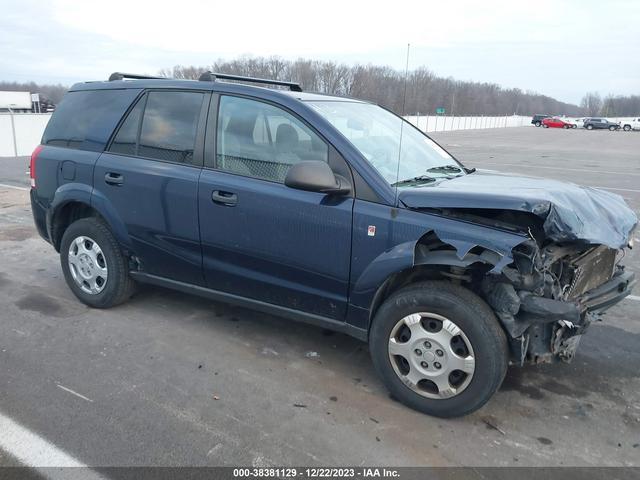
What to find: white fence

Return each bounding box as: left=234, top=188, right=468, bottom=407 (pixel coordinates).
left=0, top=113, right=51, bottom=156
left=2, top=112, right=636, bottom=158
left=404, top=114, right=531, bottom=132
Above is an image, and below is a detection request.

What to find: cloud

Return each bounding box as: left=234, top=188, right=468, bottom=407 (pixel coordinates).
left=0, top=0, right=638, bottom=104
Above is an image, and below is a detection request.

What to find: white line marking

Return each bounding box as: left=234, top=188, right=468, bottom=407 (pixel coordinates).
left=590, top=186, right=640, bottom=193
left=0, top=411, right=107, bottom=478
left=628, top=295, right=640, bottom=302
left=0, top=183, right=29, bottom=192
left=471, top=162, right=640, bottom=177
left=56, top=384, right=94, bottom=403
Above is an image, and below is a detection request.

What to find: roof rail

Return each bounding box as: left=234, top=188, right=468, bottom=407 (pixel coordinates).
left=108, top=72, right=166, bottom=81
left=198, top=71, right=302, bottom=92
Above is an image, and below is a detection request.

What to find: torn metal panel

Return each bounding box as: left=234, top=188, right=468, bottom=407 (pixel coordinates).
left=399, top=170, right=638, bottom=248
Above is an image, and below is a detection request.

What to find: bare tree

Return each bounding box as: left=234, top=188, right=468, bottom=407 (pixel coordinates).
left=580, top=92, right=603, bottom=116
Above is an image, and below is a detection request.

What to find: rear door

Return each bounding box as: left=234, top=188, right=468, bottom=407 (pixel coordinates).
left=198, top=94, right=354, bottom=319
left=93, top=90, right=209, bottom=285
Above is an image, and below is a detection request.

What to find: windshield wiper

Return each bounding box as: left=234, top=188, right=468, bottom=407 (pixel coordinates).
left=426, top=164, right=464, bottom=175
left=392, top=175, right=437, bottom=187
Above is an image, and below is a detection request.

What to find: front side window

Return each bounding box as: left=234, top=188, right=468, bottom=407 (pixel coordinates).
left=307, top=101, right=462, bottom=185
left=216, top=95, right=328, bottom=183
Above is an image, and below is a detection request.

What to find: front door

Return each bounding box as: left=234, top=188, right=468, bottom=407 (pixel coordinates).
left=198, top=95, right=354, bottom=319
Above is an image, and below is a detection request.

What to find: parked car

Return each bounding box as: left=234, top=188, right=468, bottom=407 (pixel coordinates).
left=531, top=114, right=550, bottom=127
left=30, top=72, right=638, bottom=418
left=584, top=118, right=621, bottom=130
left=621, top=118, right=640, bottom=131
left=542, top=117, right=576, bottom=129
left=572, top=117, right=587, bottom=128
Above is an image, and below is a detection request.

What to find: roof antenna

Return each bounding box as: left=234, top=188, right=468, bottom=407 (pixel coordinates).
left=394, top=43, right=411, bottom=205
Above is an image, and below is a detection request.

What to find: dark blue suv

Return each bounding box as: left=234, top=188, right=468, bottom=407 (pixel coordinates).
left=30, top=72, right=637, bottom=417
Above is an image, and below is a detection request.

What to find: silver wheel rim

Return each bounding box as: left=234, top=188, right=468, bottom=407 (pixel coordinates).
left=388, top=312, right=475, bottom=399
left=68, top=236, right=108, bottom=295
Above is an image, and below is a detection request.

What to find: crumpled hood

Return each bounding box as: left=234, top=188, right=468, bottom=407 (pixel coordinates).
left=399, top=170, right=638, bottom=248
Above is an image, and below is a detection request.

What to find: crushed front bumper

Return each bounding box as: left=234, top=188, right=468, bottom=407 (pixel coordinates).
left=578, top=269, right=636, bottom=313
left=502, top=269, right=635, bottom=364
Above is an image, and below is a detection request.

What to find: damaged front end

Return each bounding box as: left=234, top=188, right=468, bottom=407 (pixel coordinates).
left=399, top=172, right=638, bottom=365
left=482, top=240, right=636, bottom=364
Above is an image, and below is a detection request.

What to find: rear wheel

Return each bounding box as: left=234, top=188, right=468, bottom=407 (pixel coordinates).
left=609, top=125, right=616, bottom=131
left=586, top=124, right=594, bottom=130
left=572, top=124, right=577, bottom=128
left=534, top=121, right=541, bottom=127
left=563, top=125, right=569, bottom=129
left=623, top=125, right=631, bottom=131
left=542, top=124, right=549, bottom=128
left=369, top=281, right=508, bottom=418
left=60, top=217, right=135, bottom=308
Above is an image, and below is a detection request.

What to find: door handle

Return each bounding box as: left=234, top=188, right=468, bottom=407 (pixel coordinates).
left=104, top=172, right=124, bottom=186
left=211, top=190, right=237, bottom=206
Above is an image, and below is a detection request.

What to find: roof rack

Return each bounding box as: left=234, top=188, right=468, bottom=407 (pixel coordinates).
left=198, top=71, right=302, bottom=92
left=108, top=72, right=166, bottom=81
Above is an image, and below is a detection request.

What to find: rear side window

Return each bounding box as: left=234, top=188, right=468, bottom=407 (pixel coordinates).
left=110, top=91, right=204, bottom=164
left=42, top=89, right=141, bottom=151
left=109, top=97, right=144, bottom=156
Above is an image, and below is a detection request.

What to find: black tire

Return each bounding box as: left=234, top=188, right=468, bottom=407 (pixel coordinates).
left=572, top=124, right=577, bottom=128
left=563, top=125, right=569, bottom=129
left=586, top=124, right=593, bottom=130
left=369, top=281, right=508, bottom=418
left=534, top=121, right=541, bottom=127
left=623, top=125, right=631, bottom=131
left=542, top=124, right=548, bottom=128
left=60, top=217, right=135, bottom=308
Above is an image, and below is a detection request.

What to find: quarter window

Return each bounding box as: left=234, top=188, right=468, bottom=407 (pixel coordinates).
left=216, top=95, right=328, bottom=182
left=43, top=89, right=140, bottom=152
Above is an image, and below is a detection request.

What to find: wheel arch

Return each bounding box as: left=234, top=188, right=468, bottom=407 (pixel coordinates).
left=364, top=230, right=523, bottom=330
left=48, top=184, right=130, bottom=252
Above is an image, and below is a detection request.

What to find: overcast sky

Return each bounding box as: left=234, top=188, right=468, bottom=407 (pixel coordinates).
left=1, top=0, right=638, bottom=105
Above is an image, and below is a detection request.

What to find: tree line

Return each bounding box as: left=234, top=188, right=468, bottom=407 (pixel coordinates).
left=2, top=56, right=638, bottom=117
left=160, top=57, right=588, bottom=116
left=581, top=91, right=640, bottom=117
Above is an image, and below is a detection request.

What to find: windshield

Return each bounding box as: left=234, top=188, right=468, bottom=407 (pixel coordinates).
left=307, top=101, right=463, bottom=185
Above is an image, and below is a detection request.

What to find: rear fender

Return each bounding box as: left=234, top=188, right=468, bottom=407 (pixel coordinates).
left=47, top=183, right=130, bottom=251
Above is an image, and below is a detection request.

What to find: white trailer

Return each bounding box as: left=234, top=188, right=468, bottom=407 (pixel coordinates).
left=0, top=91, right=33, bottom=112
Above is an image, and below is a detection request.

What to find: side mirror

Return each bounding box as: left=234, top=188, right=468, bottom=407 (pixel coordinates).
left=285, top=161, right=351, bottom=195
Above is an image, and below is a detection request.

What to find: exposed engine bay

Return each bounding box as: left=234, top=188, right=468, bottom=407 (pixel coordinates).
left=410, top=207, right=636, bottom=366
left=481, top=239, right=633, bottom=364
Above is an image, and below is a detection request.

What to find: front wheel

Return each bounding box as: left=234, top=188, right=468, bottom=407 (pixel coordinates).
left=623, top=125, right=631, bottom=131
left=534, top=121, right=541, bottom=127
left=564, top=125, right=570, bottom=129
left=369, top=281, right=508, bottom=418
left=586, top=124, right=594, bottom=130
left=60, top=217, right=136, bottom=308
left=542, top=124, right=549, bottom=128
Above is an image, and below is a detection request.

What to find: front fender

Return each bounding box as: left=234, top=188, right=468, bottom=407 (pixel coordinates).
left=350, top=220, right=529, bottom=314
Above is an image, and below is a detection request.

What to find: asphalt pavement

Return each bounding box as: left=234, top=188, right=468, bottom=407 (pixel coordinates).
left=0, top=127, right=639, bottom=470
